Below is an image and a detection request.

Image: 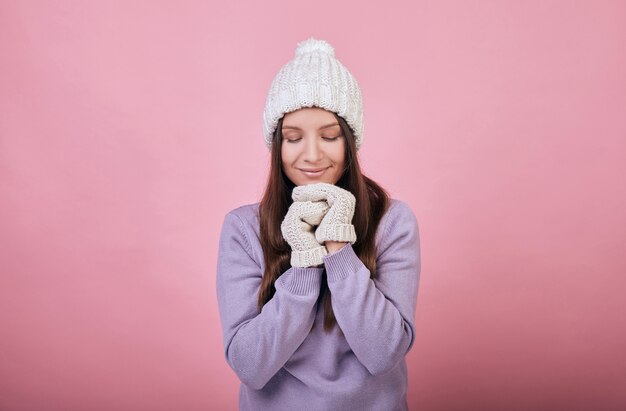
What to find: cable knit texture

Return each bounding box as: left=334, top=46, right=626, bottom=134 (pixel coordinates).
left=292, top=182, right=357, bottom=244
left=216, top=198, right=421, bottom=411
left=280, top=200, right=330, bottom=267
left=262, top=37, right=365, bottom=151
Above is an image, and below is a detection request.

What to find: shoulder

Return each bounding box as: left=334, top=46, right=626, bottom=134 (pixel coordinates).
left=377, top=198, right=420, bottom=249
left=387, top=198, right=413, bottom=214
left=383, top=198, right=419, bottom=229
left=224, top=202, right=261, bottom=225
left=220, top=202, right=262, bottom=245
left=218, top=202, right=261, bottom=255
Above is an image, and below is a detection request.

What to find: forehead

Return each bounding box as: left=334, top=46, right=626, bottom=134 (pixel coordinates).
left=282, top=107, right=338, bottom=128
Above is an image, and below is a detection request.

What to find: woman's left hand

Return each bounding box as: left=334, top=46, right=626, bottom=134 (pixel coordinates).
left=292, top=182, right=357, bottom=245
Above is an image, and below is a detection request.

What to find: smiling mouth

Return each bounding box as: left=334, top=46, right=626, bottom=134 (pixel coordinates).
left=300, top=167, right=329, bottom=176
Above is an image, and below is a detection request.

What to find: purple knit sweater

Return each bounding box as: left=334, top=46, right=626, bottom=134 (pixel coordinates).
left=216, top=198, right=421, bottom=411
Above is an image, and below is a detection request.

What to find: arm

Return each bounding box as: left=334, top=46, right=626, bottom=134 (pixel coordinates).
left=322, top=201, right=421, bottom=376
left=216, top=212, right=323, bottom=390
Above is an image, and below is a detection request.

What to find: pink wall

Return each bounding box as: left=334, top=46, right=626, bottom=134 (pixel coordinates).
left=1, top=1, right=624, bottom=410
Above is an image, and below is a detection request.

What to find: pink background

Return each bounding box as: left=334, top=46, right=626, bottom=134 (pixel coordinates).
left=1, top=1, right=625, bottom=410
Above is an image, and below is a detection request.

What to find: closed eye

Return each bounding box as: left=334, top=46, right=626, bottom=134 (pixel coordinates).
left=284, top=136, right=342, bottom=143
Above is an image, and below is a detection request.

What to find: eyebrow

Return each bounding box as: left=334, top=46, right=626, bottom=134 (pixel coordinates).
left=282, top=122, right=340, bottom=131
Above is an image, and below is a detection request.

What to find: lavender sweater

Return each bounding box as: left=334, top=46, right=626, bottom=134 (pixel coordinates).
left=216, top=198, right=421, bottom=411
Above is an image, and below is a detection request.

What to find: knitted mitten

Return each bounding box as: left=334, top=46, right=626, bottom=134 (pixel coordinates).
left=281, top=200, right=330, bottom=267
left=291, top=183, right=357, bottom=244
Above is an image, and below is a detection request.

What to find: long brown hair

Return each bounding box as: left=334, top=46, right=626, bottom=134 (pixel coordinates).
left=257, top=109, right=390, bottom=333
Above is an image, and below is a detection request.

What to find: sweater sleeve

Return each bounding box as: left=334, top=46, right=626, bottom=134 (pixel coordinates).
left=321, top=200, right=421, bottom=376
left=215, top=211, right=324, bottom=390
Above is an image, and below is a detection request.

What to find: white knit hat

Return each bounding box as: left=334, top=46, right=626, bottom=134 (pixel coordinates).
left=262, top=37, right=364, bottom=151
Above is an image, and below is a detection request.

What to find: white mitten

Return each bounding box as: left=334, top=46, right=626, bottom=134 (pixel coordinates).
left=291, top=183, right=357, bottom=244
left=281, top=200, right=330, bottom=267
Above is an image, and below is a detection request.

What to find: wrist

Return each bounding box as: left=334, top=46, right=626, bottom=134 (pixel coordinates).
left=325, top=241, right=348, bottom=254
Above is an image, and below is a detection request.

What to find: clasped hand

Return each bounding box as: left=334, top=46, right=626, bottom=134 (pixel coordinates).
left=281, top=182, right=357, bottom=268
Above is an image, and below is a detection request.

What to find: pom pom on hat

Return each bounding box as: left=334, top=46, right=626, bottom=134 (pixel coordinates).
left=295, top=38, right=335, bottom=56
left=262, top=37, right=364, bottom=151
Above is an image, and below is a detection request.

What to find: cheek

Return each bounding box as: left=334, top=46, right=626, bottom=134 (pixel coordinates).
left=281, top=149, right=297, bottom=169
left=280, top=146, right=290, bottom=162
left=281, top=155, right=292, bottom=165
left=281, top=144, right=302, bottom=162
left=331, top=145, right=346, bottom=163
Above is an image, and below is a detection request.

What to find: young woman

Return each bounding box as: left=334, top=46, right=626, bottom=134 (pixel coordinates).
left=216, top=37, right=421, bottom=411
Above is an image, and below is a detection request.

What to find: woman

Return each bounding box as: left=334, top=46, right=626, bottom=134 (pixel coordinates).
left=216, top=37, right=421, bottom=411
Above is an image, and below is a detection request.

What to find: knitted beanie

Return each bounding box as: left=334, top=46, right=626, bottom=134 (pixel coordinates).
left=262, top=37, right=364, bottom=151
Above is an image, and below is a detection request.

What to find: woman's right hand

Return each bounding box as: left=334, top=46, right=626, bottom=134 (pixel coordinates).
left=281, top=200, right=330, bottom=268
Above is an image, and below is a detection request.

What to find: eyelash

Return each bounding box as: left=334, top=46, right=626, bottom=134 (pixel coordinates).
left=285, top=136, right=341, bottom=143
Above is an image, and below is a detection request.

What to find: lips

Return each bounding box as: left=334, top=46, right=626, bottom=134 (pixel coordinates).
left=300, top=167, right=329, bottom=177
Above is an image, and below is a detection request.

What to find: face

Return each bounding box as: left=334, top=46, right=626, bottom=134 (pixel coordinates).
left=280, top=107, right=346, bottom=186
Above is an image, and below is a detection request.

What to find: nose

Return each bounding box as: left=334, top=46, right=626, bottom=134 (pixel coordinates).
left=303, top=136, right=323, bottom=162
